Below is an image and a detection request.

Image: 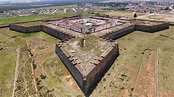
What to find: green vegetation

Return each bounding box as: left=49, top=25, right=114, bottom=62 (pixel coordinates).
left=130, top=20, right=157, bottom=25
left=96, top=11, right=145, bottom=18
left=0, top=12, right=78, bottom=25
left=19, top=21, right=44, bottom=27
left=149, top=15, right=164, bottom=20
left=77, top=35, right=99, bottom=51
left=42, top=4, right=78, bottom=9
left=90, top=26, right=174, bottom=97
left=15, top=47, right=36, bottom=97
left=82, top=12, right=96, bottom=17
left=17, top=32, right=42, bottom=38
left=0, top=11, right=96, bottom=25
left=0, top=49, right=16, bottom=97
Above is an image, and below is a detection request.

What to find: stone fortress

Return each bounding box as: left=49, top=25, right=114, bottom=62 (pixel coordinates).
left=49, top=16, right=123, bottom=33
left=9, top=15, right=169, bottom=96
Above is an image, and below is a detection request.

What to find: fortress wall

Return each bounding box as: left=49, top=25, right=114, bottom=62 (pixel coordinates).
left=27, top=25, right=42, bottom=32
left=55, top=44, right=84, bottom=88
left=84, top=43, right=119, bottom=94
left=0, top=25, right=9, bottom=28
left=9, top=24, right=27, bottom=33
left=102, top=22, right=169, bottom=40
left=170, top=23, right=174, bottom=26
left=135, top=23, right=169, bottom=32
left=9, top=24, right=42, bottom=33
left=42, top=25, right=72, bottom=40
left=9, top=24, right=73, bottom=40
left=106, top=25, right=135, bottom=40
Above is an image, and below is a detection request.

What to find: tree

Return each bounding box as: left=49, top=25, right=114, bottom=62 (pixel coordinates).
left=96, top=13, right=100, bottom=16
left=134, top=13, right=137, bottom=18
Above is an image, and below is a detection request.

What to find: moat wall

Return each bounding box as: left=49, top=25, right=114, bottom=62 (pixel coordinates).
left=9, top=24, right=73, bottom=40
left=135, top=22, right=169, bottom=32
left=9, top=24, right=27, bottom=33
left=84, top=43, right=119, bottom=95
left=42, top=25, right=72, bottom=40
left=105, top=25, right=135, bottom=40
left=104, top=22, right=169, bottom=40
left=55, top=41, right=85, bottom=93
left=55, top=38, right=119, bottom=95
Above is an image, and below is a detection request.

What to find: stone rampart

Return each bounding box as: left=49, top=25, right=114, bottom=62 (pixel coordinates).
left=105, top=25, right=135, bottom=40
left=55, top=38, right=119, bottom=95
left=9, top=24, right=73, bottom=40
left=55, top=39, right=85, bottom=93
left=9, top=24, right=42, bottom=33
left=42, top=25, right=73, bottom=40
left=9, top=24, right=27, bottom=33
left=27, top=25, right=42, bottom=32
left=0, top=25, right=9, bottom=28
left=84, top=42, right=119, bottom=94
left=135, top=22, right=169, bottom=32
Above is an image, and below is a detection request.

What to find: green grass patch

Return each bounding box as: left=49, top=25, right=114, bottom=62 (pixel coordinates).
left=19, top=21, right=44, bottom=27
left=96, top=11, right=145, bottom=18
left=0, top=12, right=78, bottom=25
left=77, top=35, right=99, bottom=51
left=41, top=4, right=78, bottom=9
left=17, top=32, right=43, bottom=38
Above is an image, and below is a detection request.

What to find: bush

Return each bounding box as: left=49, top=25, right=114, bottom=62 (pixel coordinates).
left=40, top=74, right=47, bottom=79
left=33, top=64, right=37, bottom=69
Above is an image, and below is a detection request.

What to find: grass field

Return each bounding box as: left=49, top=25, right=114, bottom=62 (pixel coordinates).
left=90, top=26, right=174, bottom=97
left=19, top=21, right=45, bottom=27
left=0, top=28, right=24, bottom=97
left=137, top=14, right=174, bottom=23
left=0, top=12, right=78, bottom=25
left=0, top=12, right=96, bottom=25
left=41, top=4, right=78, bottom=9
left=96, top=10, right=145, bottom=18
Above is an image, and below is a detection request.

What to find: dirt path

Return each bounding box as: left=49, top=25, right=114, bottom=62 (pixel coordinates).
left=12, top=48, right=20, bottom=97
left=26, top=41, right=38, bottom=96
left=156, top=48, right=159, bottom=97
left=21, top=58, right=30, bottom=96
left=133, top=51, right=157, bottom=97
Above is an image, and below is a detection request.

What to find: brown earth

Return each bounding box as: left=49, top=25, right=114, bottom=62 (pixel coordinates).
left=34, top=68, right=42, bottom=78
left=133, top=51, right=156, bottom=97
left=160, top=91, right=174, bottom=97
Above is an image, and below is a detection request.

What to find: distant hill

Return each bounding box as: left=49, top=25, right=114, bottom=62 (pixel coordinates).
left=101, top=0, right=174, bottom=3
left=8, top=0, right=102, bottom=3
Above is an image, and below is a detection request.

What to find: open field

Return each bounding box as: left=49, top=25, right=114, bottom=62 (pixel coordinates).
left=19, top=21, right=45, bottom=27
left=0, top=12, right=95, bottom=25
left=0, top=12, right=78, bottom=25
left=0, top=28, right=26, bottom=97
left=137, top=14, right=174, bottom=23
left=41, top=4, right=78, bottom=9
left=90, top=26, right=174, bottom=97
left=96, top=10, right=145, bottom=18
left=0, top=21, right=174, bottom=97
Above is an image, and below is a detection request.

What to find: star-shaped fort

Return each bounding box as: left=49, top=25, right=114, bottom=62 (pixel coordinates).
left=9, top=15, right=169, bottom=96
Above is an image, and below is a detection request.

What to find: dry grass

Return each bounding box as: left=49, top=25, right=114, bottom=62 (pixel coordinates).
left=96, top=10, right=145, bottom=18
